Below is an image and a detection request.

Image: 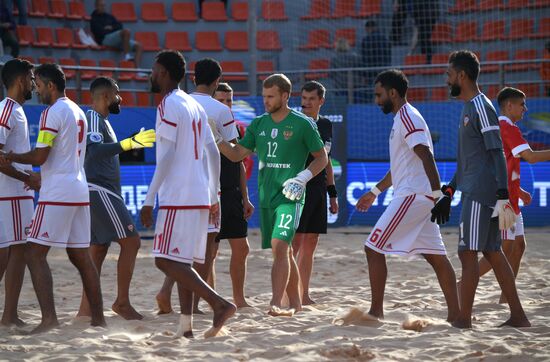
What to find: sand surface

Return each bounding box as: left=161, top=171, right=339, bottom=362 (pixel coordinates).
left=1, top=226, right=549, bottom=361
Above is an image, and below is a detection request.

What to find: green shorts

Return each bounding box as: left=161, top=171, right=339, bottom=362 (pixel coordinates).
left=260, top=203, right=303, bottom=249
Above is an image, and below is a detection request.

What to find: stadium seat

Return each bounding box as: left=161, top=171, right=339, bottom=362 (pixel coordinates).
left=53, top=28, right=74, bottom=48
left=423, top=53, right=448, bottom=75
left=111, top=3, right=137, bottom=22
left=172, top=2, right=198, bottom=21
left=454, top=21, right=478, bottom=42
left=16, top=26, right=34, bottom=47
left=449, top=0, right=476, bottom=13
left=119, top=91, right=136, bottom=106
left=403, top=54, right=427, bottom=75
left=478, top=0, right=504, bottom=11
left=49, top=0, right=67, bottom=18
left=141, top=2, right=168, bottom=22
left=136, top=92, right=151, bottom=107
left=407, top=88, right=428, bottom=102
left=34, top=27, right=54, bottom=47
left=331, top=0, right=355, bottom=18
left=165, top=31, right=192, bottom=51
left=68, top=1, right=89, bottom=20
left=430, top=87, right=448, bottom=101
left=65, top=89, right=78, bottom=102
left=515, top=83, right=540, bottom=97
left=480, top=20, right=506, bottom=41
left=81, top=90, right=92, bottom=105
left=528, top=0, right=550, bottom=7
left=257, top=60, right=274, bottom=80
left=231, top=1, right=248, bottom=21
left=29, top=0, right=48, bottom=17
left=99, top=59, right=116, bottom=77
left=353, top=0, right=382, bottom=18
left=135, top=32, right=161, bottom=51
left=18, top=56, right=35, bottom=64
left=38, top=56, right=55, bottom=64
left=504, top=0, right=527, bottom=9
left=431, top=23, right=452, bottom=44
left=484, top=50, right=509, bottom=72
left=118, top=60, right=137, bottom=81
left=79, top=59, right=98, bottom=80
left=225, top=31, right=249, bottom=51
left=531, top=18, right=550, bottom=38
left=256, top=30, right=282, bottom=51
left=59, top=58, right=77, bottom=79
left=485, top=85, right=500, bottom=100
left=202, top=1, right=228, bottom=21
left=262, top=0, right=288, bottom=20
left=301, top=0, right=330, bottom=20
left=335, top=28, right=356, bottom=47
left=72, top=29, right=93, bottom=49
left=195, top=31, right=222, bottom=51
left=507, top=49, right=538, bottom=71
left=507, top=19, right=534, bottom=40
left=305, top=59, right=330, bottom=80
left=299, top=29, right=331, bottom=50
left=221, top=61, right=247, bottom=81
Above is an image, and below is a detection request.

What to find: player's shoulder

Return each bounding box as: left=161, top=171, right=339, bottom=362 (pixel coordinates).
left=470, top=93, right=497, bottom=117
left=87, top=109, right=106, bottom=132
left=290, top=110, right=318, bottom=129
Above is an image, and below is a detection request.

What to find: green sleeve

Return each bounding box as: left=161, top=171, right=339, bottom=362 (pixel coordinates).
left=303, top=119, right=324, bottom=153
left=238, top=118, right=257, bottom=151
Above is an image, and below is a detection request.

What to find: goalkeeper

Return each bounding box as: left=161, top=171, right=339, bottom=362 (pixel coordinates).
left=211, top=74, right=327, bottom=316
left=77, top=77, right=155, bottom=321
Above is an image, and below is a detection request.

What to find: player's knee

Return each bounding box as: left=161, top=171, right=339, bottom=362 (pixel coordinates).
left=24, top=244, right=46, bottom=264
left=516, top=237, right=526, bottom=254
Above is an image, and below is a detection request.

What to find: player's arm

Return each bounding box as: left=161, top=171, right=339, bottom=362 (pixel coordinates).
left=325, top=158, right=339, bottom=214
left=356, top=170, right=391, bottom=212
left=519, top=148, right=550, bottom=164
left=0, top=144, right=34, bottom=183
left=239, top=158, right=254, bottom=219
left=1, top=146, right=50, bottom=166
left=217, top=140, right=252, bottom=162
left=205, top=140, right=221, bottom=206
left=413, top=144, right=442, bottom=197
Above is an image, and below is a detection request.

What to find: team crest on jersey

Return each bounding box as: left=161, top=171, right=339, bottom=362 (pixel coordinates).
left=24, top=227, right=31, bottom=236
left=463, top=115, right=470, bottom=126
left=271, top=128, right=278, bottom=139
left=283, top=130, right=293, bottom=140
left=89, top=132, right=103, bottom=143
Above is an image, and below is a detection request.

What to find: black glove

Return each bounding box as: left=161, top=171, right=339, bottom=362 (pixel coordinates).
left=430, top=185, right=454, bottom=224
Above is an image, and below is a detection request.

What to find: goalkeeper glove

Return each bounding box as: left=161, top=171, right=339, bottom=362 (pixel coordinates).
left=282, top=169, right=313, bottom=201
left=492, top=189, right=516, bottom=231
left=120, top=128, right=156, bottom=151
left=430, top=185, right=454, bottom=225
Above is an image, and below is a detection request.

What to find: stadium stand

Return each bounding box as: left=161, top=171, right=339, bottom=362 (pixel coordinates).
left=172, top=2, right=198, bottom=22
left=202, top=1, right=228, bottom=21
left=165, top=31, right=192, bottom=52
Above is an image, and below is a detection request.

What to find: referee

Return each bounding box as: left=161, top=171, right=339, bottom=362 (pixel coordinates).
left=292, top=81, right=338, bottom=305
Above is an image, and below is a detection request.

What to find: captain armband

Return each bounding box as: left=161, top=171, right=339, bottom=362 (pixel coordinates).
left=37, top=130, right=57, bottom=147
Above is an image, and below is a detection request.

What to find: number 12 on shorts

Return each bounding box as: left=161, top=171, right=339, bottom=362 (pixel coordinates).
left=278, top=213, right=292, bottom=229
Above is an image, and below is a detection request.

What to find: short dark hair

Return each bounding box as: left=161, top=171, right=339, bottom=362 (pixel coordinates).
left=90, top=76, right=117, bottom=95
left=263, top=73, right=292, bottom=94
left=448, top=50, right=480, bottom=81
left=497, top=87, right=526, bottom=108
left=155, top=50, right=186, bottom=83
left=1, top=58, right=33, bottom=89
left=194, top=58, right=222, bottom=86
left=365, top=20, right=376, bottom=28
left=35, top=63, right=65, bottom=92
left=374, top=69, right=408, bottom=97
left=216, top=82, right=233, bottom=93
left=301, top=80, right=326, bottom=99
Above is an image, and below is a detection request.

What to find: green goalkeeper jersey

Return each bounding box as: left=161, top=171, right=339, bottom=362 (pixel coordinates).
left=239, top=109, right=324, bottom=208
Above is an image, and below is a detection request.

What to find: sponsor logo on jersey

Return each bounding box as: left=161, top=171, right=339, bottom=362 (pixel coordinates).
left=171, top=247, right=180, bottom=255
left=283, top=130, right=293, bottom=140
left=386, top=243, right=393, bottom=250
left=266, top=162, right=291, bottom=169
left=41, top=232, right=50, bottom=239
left=89, top=132, right=103, bottom=143
left=271, top=128, right=278, bottom=139
left=459, top=239, right=466, bottom=246
left=463, top=115, right=470, bottom=126
left=259, top=131, right=266, bottom=136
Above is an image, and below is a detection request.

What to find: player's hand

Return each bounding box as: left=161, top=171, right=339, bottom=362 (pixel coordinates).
left=207, top=118, right=223, bottom=144
left=282, top=178, right=306, bottom=201
left=120, top=128, right=156, bottom=151
left=356, top=192, right=376, bottom=212
left=140, top=205, right=154, bottom=228
left=492, top=200, right=516, bottom=230
left=24, top=170, right=41, bottom=191
left=430, top=195, right=452, bottom=224
left=520, top=189, right=532, bottom=206
left=329, top=197, right=339, bottom=214
left=0, top=150, right=11, bottom=167
left=209, top=202, right=220, bottom=227
left=243, top=198, right=255, bottom=220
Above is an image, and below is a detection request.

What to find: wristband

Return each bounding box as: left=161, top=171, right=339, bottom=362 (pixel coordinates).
left=370, top=186, right=381, bottom=196
left=295, top=169, right=314, bottom=184
left=432, top=190, right=443, bottom=199
left=327, top=184, right=337, bottom=198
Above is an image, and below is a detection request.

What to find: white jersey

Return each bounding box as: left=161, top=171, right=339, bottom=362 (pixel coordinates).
left=156, top=89, right=215, bottom=207
left=35, top=97, right=89, bottom=204
left=190, top=92, right=238, bottom=142
left=389, top=103, right=434, bottom=198
left=0, top=97, right=34, bottom=199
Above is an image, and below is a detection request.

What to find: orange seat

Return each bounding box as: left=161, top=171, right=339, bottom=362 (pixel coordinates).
left=257, top=60, right=274, bottom=80
left=450, top=0, right=476, bottom=13
left=225, top=31, right=249, bottom=51
left=195, top=32, right=222, bottom=51
left=305, top=59, right=330, bottom=80
left=485, top=85, right=500, bottom=100
left=507, top=19, right=534, bottom=40
left=454, top=21, right=478, bottom=42
left=119, top=91, right=136, bottom=106
left=531, top=18, right=550, bottom=39
left=483, top=50, right=509, bottom=72
left=172, top=2, right=198, bottom=21
left=300, top=29, right=331, bottom=50
left=331, top=0, right=355, bottom=18
left=480, top=20, right=506, bottom=41
left=59, top=58, right=77, bottom=79
left=202, top=1, right=228, bottom=21
left=135, top=32, right=160, bottom=51
left=111, top=2, right=137, bottom=22
left=507, top=49, right=538, bottom=71
left=335, top=28, right=356, bottom=47
left=79, top=59, right=98, bottom=80
left=118, top=60, right=137, bottom=81
left=68, top=1, right=89, bottom=20
left=515, top=83, right=540, bottom=97
left=403, top=54, right=427, bottom=75
left=65, top=89, right=78, bottom=102
left=221, top=61, right=247, bottom=81
left=49, top=0, right=67, bottom=18
left=353, top=0, right=382, bottom=18
left=29, top=0, right=48, bottom=17
left=16, top=26, right=34, bottom=47
left=407, top=88, right=427, bottom=102
left=505, top=0, right=527, bottom=9
left=34, top=27, right=54, bottom=47
left=231, top=1, right=248, bottom=21
left=99, top=59, right=116, bottom=77
left=53, top=28, right=73, bottom=48
left=423, top=53, right=449, bottom=75
left=301, top=0, right=330, bottom=20
left=478, top=0, right=503, bottom=10
left=528, top=0, right=550, bottom=7
left=256, top=30, right=281, bottom=50
left=81, top=90, right=92, bottom=105
left=141, top=2, right=167, bottom=22
left=430, top=87, right=448, bottom=101
left=136, top=92, right=151, bottom=107
left=38, top=56, right=55, bottom=64
left=431, top=23, right=452, bottom=43
left=165, top=31, right=192, bottom=51
left=262, top=0, right=288, bottom=20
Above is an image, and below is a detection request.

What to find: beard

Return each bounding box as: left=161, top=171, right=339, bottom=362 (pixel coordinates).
left=381, top=99, right=393, bottom=114
left=38, top=92, right=50, bottom=105
left=150, top=78, right=161, bottom=93
left=267, top=103, right=281, bottom=114
left=108, top=100, right=121, bottom=114
left=450, top=83, right=461, bottom=97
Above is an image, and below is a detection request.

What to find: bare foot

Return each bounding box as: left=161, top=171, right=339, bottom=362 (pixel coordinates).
left=204, top=301, right=236, bottom=338
left=499, top=316, right=531, bottom=328
left=451, top=318, right=472, bottom=329
left=367, top=309, right=383, bottom=320
left=156, top=293, right=172, bottom=315
left=91, top=318, right=107, bottom=328
left=267, top=305, right=295, bottom=317
left=192, top=308, right=205, bottom=315
left=0, top=316, right=26, bottom=327
left=302, top=296, right=316, bottom=306
left=76, top=306, right=91, bottom=318
left=234, top=300, right=252, bottom=309
left=31, top=319, right=60, bottom=334
left=112, top=302, right=143, bottom=320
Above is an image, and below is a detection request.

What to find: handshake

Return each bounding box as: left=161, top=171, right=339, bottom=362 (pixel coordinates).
left=0, top=150, right=41, bottom=191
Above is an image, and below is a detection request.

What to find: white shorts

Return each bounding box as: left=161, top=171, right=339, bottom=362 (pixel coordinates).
left=153, top=207, right=209, bottom=264
left=0, top=197, right=34, bottom=248
left=365, top=194, right=447, bottom=256
left=27, top=202, right=91, bottom=248
left=501, top=212, right=524, bottom=241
